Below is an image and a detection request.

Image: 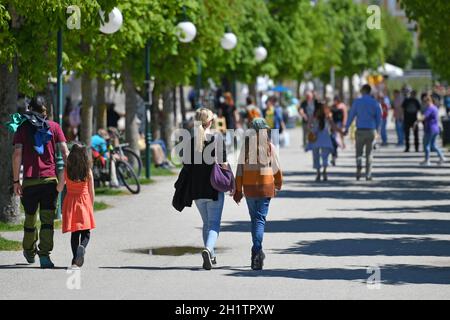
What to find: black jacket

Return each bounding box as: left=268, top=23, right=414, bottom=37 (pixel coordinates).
left=172, top=134, right=227, bottom=212
left=172, top=166, right=192, bottom=212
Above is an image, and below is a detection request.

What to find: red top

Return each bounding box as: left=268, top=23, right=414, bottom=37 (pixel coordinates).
left=13, top=120, right=66, bottom=178
left=62, top=170, right=95, bottom=233
left=381, top=102, right=389, bottom=120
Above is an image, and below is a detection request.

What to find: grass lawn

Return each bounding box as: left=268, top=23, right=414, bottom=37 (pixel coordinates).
left=150, top=166, right=177, bottom=177
left=0, top=222, right=23, bottom=232
left=95, top=187, right=128, bottom=196
left=0, top=236, right=22, bottom=251
left=94, top=201, right=110, bottom=211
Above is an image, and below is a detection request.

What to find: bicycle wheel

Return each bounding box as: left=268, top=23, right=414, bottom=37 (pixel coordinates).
left=116, top=160, right=141, bottom=194
left=122, top=147, right=143, bottom=177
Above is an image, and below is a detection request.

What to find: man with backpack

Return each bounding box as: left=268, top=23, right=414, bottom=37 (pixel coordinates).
left=12, top=95, right=69, bottom=268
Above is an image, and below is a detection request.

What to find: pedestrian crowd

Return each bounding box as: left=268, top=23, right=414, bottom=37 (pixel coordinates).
left=5, top=82, right=449, bottom=271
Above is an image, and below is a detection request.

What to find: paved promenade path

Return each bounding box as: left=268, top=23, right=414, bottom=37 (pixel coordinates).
left=1, top=128, right=450, bottom=299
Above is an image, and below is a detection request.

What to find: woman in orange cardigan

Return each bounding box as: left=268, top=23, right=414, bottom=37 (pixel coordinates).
left=233, top=118, right=282, bottom=270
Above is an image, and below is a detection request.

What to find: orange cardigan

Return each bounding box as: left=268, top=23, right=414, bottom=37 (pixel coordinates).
left=234, top=143, right=282, bottom=199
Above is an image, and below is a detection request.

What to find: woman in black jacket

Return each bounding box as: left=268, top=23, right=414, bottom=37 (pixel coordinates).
left=183, top=108, right=227, bottom=270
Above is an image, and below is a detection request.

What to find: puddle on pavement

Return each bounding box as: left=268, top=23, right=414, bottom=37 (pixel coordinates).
left=124, top=246, right=227, bottom=256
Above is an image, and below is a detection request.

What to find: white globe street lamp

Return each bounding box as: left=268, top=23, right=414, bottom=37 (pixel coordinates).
left=254, top=46, right=268, bottom=62
left=221, top=32, right=238, bottom=50
left=176, top=21, right=197, bottom=43
left=99, top=7, right=123, bottom=34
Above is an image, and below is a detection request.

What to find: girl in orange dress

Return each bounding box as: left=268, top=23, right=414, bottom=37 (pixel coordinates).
left=57, top=143, right=95, bottom=268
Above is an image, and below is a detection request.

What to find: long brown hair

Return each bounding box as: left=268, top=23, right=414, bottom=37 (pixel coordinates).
left=67, top=143, right=91, bottom=182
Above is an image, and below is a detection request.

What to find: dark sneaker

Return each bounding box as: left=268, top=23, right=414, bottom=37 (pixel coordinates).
left=366, top=176, right=373, bottom=181
left=356, top=167, right=362, bottom=181
left=323, top=171, right=328, bottom=181
left=75, top=245, right=86, bottom=267
left=202, top=249, right=212, bottom=270
left=23, top=251, right=35, bottom=264
left=39, top=256, right=55, bottom=269
left=251, top=251, right=257, bottom=270
left=211, top=257, right=217, bottom=265
left=252, top=251, right=266, bottom=270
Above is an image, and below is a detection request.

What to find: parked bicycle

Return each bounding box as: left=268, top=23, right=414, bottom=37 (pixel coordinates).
left=108, top=128, right=143, bottom=177
left=92, top=146, right=141, bottom=195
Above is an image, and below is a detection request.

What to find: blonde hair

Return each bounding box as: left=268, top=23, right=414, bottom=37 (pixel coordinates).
left=194, top=108, right=214, bottom=153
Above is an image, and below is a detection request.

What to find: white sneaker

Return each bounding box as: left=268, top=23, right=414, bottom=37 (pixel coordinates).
left=438, top=158, right=447, bottom=166
left=420, top=160, right=431, bottom=166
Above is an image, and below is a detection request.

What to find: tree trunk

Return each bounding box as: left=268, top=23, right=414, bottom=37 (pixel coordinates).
left=349, top=75, right=354, bottom=106
left=249, top=81, right=257, bottom=100
left=173, top=87, right=178, bottom=127
left=122, top=64, right=140, bottom=157
left=45, top=83, right=54, bottom=121
left=97, top=77, right=107, bottom=130
left=179, top=85, right=186, bottom=122
left=0, top=58, right=21, bottom=223
left=80, top=72, right=93, bottom=148
left=161, top=87, right=175, bottom=152
left=336, top=77, right=344, bottom=101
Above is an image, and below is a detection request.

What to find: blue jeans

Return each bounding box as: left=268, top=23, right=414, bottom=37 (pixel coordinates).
left=313, top=148, right=331, bottom=169
left=395, top=120, right=404, bottom=145
left=423, top=133, right=444, bottom=161
left=246, top=197, right=271, bottom=254
left=195, top=193, right=224, bottom=257
left=381, top=119, right=388, bottom=144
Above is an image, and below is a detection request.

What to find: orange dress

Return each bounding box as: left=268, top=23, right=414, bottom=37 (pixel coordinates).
left=62, top=170, right=95, bottom=233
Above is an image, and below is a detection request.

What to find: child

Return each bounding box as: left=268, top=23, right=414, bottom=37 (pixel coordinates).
left=234, top=118, right=283, bottom=270
left=57, top=143, right=95, bottom=268
left=307, top=102, right=341, bottom=181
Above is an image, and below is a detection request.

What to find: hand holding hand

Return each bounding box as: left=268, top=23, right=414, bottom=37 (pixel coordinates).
left=13, top=183, right=23, bottom=197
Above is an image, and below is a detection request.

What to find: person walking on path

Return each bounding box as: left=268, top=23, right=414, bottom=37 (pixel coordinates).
left=299, top=91, right=318, bottom=150
left=415, top=94, right=447, bottom=166
left=307, top=102, right=341, bottom=181
left=57, top=144, right=95, bottom=268
left=402, top=90, right=421, bottom=152
left=182, top=108, right=228, bottom=270
left=234, top=118, right=283, bottom=270
left=378, top=93, right=389, bottom=146
left=344, top=85, right=382, bottom=181
left=330, top=95, right=348, bottom=165
left=393, top=89, right=405, bottom=146
left=12, top=95, right=69, bottom=269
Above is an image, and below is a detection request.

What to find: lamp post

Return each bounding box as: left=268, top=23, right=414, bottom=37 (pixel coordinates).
left=175, top=11, right=199, bottom=108
left=56, top=29, right=64, bottom=219
left=144, top=41, right=152, bottom=179
left=55, top=8, right=123, bottom=217
left=254, top=45, right=268, bottom=62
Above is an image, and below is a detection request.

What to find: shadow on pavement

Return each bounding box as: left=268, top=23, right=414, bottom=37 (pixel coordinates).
left=226, top=264, right=450, bottom=285
left=284, top=179, right=449, bottom=189
left=99, top=266, right=243, bottom=272
left=221, top=218, right=450, bottom=235
left=0, top=264, right=67, bottom=270
left=332, top=204, right=450, bottom=214
left=276, top=237, right=450, bottom=257
left=276, top=189, right=448, bottom=201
